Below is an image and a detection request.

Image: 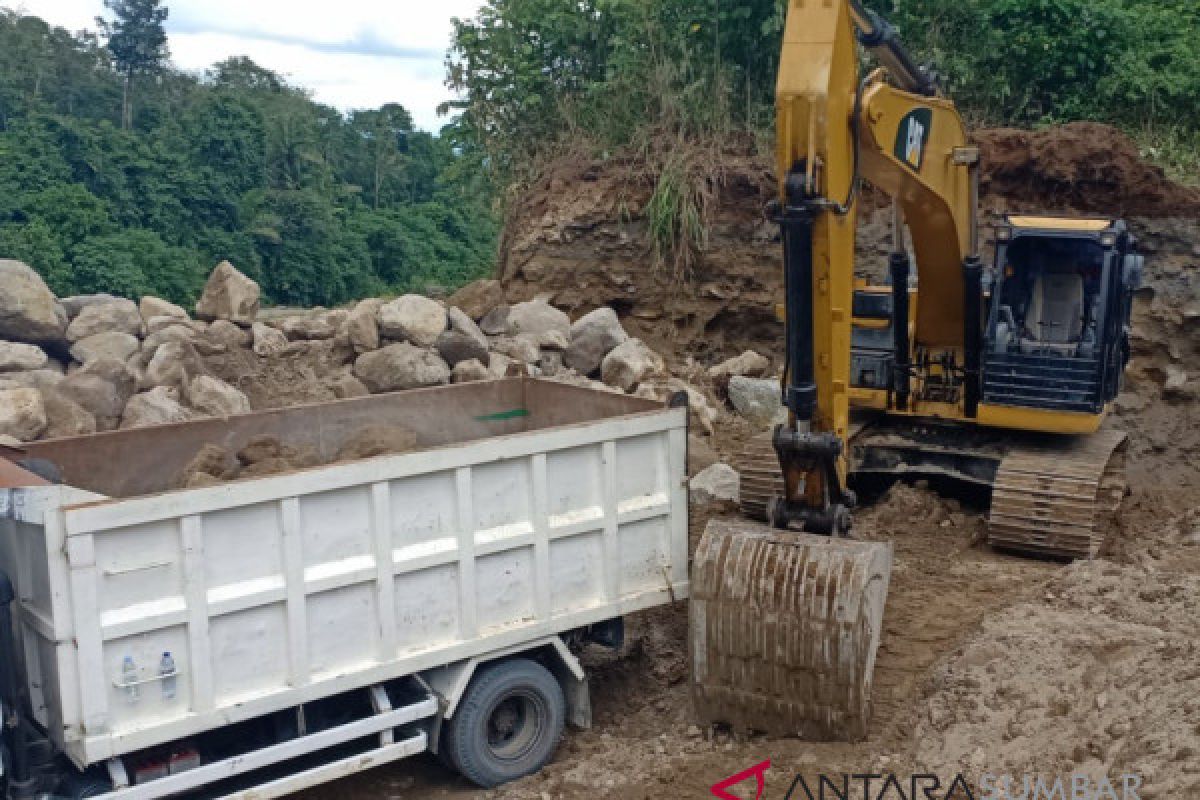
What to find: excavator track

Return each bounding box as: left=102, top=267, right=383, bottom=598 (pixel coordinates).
left=986, top=429, right=1127, bottom=559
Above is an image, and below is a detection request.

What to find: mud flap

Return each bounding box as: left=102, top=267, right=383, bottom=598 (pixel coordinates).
left=690, top=518, right=892, bottom=740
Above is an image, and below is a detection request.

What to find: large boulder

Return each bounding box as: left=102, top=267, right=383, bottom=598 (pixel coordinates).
left=252, top=322, right=289, bottom=357
left=139, top=296, right=189, bottom=322
left=60, top=294, right=118, bottom=320
left=727, top=376, right=784, bottom=427
left=66, top=299, right=142, bottom=342
left=490, top=335, right=541, bottom=365
left=377, top=295, right=447, bottom=347
left=55, top=359, right=136, bottom=431
left=70, top=332, right=140, bottom=366
left=0, top=341, right=49, bottom=372
left=0, top=369, right=62, bottom=390
left=448, top=279, right=505, bottom=321
left=479, top=305, right=510, bottom=336
left=186, top=375, right=251, bottom=417
left=345, top=299, right=383, bottom=354
left=353, top=342, right=450, bottom=392
left=142, top=341, right=206, bottom=390
left=636, top=377, right=719, bottom=435
left=451, top=359, right=490, bottom=384
left=121, top=387, right=191, bottom=429
left=206, top=319, right=252, bottom=349
left=601, top=338, right=664, bottom=392
left=141, top=325, right=197, bottom=354
left=0, top=260, right=67, bottom=344
left=195, top=261, right=260, bottom=325
left=41, top=388, right=97, bottom=438
left=279, top=313, right=336, bottom=341
left=565, top=307, right=628, bottom=375
left=506, top=299, right=570, bottom=341
left=437, top=313, right=490, bottom=368
left=0, top=389, right=47, bottom=442
left=708, top=350, right=771, bottom=390
left=689, top=463, right=740, bottom=509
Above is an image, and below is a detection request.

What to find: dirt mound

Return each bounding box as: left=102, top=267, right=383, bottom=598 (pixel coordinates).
left=911, top=561, right=1200, bottom=798
left=975, top=122, right=1200, bottom=218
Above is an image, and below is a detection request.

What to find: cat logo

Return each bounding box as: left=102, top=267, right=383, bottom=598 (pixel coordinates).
left=894, top=108, right=933, bottom=171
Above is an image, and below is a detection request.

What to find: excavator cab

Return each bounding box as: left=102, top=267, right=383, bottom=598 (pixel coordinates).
left=983, top=217, right=1141, bottom=414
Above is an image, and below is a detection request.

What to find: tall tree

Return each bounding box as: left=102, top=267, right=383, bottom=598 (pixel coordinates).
left=96, top=0, right=168, bottom=129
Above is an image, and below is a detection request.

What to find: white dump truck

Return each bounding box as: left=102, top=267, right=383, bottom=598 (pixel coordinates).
left=0, top=379, right=689, bottom=798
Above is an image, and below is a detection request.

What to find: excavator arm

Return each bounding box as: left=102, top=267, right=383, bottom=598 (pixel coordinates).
left=771, top=0, right=977, bottom=532
left=692, top=0, right=975, bottom=740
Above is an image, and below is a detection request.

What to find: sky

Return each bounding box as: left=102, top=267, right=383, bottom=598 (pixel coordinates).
left=3, top=0, right=485, bottom=131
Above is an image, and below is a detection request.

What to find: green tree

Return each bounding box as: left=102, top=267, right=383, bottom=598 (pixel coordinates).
left=96, top=0, right=168, bottom=129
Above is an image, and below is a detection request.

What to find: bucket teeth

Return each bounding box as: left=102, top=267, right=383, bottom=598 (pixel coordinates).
left=986, top=430, right=1127, bottom=560
left=690, top=519, right=893, bottom=740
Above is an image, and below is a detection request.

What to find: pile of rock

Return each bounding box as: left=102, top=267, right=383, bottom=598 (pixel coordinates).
left=0, top=259, right=777, bottom=446
left=0, top=259, right=255, bottom=442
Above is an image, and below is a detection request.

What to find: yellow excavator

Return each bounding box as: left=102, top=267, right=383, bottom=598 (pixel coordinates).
left=691, top=0, right=1140, bottom=739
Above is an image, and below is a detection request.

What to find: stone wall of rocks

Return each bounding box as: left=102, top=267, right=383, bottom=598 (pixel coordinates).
left=0, top=258, right=779, bottom=448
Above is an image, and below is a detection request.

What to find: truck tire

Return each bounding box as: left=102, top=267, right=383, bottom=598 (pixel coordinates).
left=442, top=658, right=565, bottom=788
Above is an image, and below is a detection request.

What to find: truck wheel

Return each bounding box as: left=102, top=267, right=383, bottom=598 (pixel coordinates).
left=443, top=659, right=565, bottom=788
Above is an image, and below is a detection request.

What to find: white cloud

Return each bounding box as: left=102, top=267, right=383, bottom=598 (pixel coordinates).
left=3, top=0, right=485, bottom=131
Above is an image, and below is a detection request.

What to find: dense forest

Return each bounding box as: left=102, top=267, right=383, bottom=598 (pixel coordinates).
left=0, top=2, right=496, bottom=308
left=3, top=0, right=1197, bottom=307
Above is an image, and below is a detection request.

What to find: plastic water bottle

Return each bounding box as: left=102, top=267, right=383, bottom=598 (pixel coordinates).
left=122, top=656, right=139, bottom=703
left=159, top=652, right=176, bottom=701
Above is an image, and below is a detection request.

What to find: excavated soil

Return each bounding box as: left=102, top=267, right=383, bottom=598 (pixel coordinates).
left=302, top=126, right=1200, bottom=799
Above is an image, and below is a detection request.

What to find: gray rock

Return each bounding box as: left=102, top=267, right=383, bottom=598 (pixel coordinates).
left=538, top=350, right=565, bottom=376
left=354, top=342, right=451, bottom=392
left=143, top=341, right=206, bottom=390
left=636, top=378, right=719, bottom=435
left=0, top=341, right=49, bottom=372
left=436, top=330, right=490, bottom=367
left=146, top=315, right=197, bottom=335
left=0, top=369, right=62, bottom=390
left=601, top=338, right=664, bottom=392
left=206, top=319, right=252, bottom=349
left=121, top=387, right=191, bottom=429
left=727, top=376, right=785, bottom=427
left=0, top=260, right=67, bottom=344
left=139, top=296, right=189, bottom=322
left=689, top=463, right=740, bottom=508
left=451, top=358, right=490, bottom=384
left=708, top=351, right=771, bottom=388
left=280, top=314, right=336, bottom=341
left=56, top=359, right=136, bottom=431
left=66, top=299, right=142, bottom=342
left=565, top=307, right=628, bottom=375
left=186, top=375, right=251, bottom=417
left=195, top=261, right=260, bottom=325
left=251, top=322, right=289, bottom=357
left=479, top=305, right=510, bottom=336
left=70, top=332, right=140, bottom=365
left=377, top=295, right=447, bottom=347
left=0, top=388, right=47, bottom=442
left=345, top=299, right=383, bottom=354
left=487, top=353, right=519, bottom=379
left=60, top=293, right=118, bottom=320
left=142, top=325, right=197, bottom=354
left=328, top=372, right=370, bottom=400
left=490, top=334, right=541, bottom=364
left=448, top=307, right=488, bottom=350
left=506, top=299, right=570, bottom=340
left=40, top=388, right=96, bottom=438
left=448, top=279, right=505, bottom=321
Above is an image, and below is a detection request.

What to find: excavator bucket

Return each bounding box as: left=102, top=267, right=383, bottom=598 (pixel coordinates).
left=690, top=518, right=892, bottom=740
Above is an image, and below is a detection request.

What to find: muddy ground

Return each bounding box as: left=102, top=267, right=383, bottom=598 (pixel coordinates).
left=303, top=124, right=1200, bottom=799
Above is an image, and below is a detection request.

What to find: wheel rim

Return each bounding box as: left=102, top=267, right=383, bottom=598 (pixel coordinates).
left=483, top=689, right=546, bottom=762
